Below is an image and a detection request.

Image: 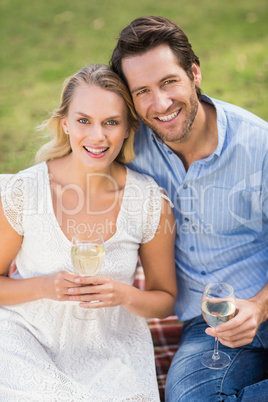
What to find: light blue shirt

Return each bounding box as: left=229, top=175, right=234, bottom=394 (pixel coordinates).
left=127, top=95, right=268, bottom=321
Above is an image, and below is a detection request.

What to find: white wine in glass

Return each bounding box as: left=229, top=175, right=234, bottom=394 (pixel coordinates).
left=71, top=230, right=105, bottom=319
left=201, top=282, right=236, bottom=369
left=71, top=243, right=105, bottom=276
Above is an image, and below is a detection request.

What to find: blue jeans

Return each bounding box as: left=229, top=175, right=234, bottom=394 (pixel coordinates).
left=165, top=316, right=268, bottom=402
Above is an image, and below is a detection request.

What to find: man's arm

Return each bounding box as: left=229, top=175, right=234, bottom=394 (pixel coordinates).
left=206, top=283, right=268, bottom=348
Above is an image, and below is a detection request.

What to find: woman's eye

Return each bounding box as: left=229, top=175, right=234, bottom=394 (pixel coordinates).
left=106, top=120, right=118, bottom=126
left=78, top=118, right=88, bottom=124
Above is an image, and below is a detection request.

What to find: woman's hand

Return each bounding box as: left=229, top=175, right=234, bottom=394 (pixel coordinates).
left=66, top=275, right=128, bottom=308
left=42, top=270, right=84, bottom=302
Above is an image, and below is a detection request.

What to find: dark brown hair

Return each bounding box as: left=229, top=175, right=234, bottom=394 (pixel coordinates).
left=110, top=16, right=201, bottom=99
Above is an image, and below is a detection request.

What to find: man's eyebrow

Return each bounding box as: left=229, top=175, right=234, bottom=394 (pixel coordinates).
left=161, top=74, right=179, bottom=82
left=131, top=75, right=179, bottom=94
left=130, top=86, right=146, bottom=94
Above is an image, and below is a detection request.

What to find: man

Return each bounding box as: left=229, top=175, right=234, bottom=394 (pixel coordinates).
left=110, top=16, right=268, bottom=401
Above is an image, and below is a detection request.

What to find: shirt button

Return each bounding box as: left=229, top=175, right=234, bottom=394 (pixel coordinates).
left=183, top=184, right=188, bottom=189
left=168, top=150, right=172, bottom=154
left=190, top=246, right=195, bottom=252
left=201, top=271, right=206, bottom=276
left=184, top=217, right=189, bottom=222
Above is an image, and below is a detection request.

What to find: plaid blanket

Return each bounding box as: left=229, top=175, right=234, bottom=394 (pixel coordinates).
left=148, top=316, right=182, bottom=400
left=134, top=266, right=182, bottom=401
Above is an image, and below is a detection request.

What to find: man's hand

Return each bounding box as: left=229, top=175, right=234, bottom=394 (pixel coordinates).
left=205, top=295, right=267, bottom=348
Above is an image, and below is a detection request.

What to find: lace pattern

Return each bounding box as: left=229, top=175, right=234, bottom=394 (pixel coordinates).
left=0, top=163, right=162, bottom=401
left=0, top=175, right=24, bottom=235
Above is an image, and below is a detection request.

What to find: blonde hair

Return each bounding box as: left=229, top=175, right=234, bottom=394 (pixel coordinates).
left=35, top=64, right=140, bottom=164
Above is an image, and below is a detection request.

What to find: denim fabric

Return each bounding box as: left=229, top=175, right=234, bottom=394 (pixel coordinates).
left=165, top=316, right=268, bottom=401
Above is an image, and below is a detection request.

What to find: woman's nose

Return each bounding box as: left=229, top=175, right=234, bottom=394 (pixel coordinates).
left=88, top=125, right=106, bottom=142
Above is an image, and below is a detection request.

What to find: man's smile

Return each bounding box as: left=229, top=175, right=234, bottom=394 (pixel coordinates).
left=156, top=110, right=180, bottom=122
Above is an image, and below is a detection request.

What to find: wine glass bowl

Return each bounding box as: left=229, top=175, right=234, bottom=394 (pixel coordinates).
left=71, top=231, right=105, bottom=276
left=201, top=282, right=236, bottom=369
left=70, top=230, right=105, bottom=319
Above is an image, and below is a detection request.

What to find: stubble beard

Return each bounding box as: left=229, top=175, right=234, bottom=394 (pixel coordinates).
left=138, top=90, right=199, bottom=144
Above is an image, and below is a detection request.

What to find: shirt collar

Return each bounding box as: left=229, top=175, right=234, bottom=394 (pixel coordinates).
left=200, top=94, right=227, bottom=158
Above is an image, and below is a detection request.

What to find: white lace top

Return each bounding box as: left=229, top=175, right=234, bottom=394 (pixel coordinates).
left=0, top=162, right=162, bottom=402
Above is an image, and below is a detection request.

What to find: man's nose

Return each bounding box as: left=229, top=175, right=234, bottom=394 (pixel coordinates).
left=151, top=89, right=172, bottom=113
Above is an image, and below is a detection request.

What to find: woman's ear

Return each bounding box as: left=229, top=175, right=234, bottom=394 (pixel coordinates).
left=124, top=126, right=131, bottom=139
left=61, top=119, right=69, bottom=134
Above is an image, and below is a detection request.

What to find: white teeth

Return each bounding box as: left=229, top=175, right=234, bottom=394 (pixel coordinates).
left=158, top=111, right=179, bottom=122
left=84, top=146, right=108, bottom=154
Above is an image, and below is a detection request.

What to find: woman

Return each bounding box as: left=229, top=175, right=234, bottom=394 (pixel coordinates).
left=0, top=64, right=176, bottom=401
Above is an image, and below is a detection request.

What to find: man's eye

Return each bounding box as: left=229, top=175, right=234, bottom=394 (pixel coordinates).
left=164, top=80, right=175, bottom=85
left=137, top=89, right=148, bottom=96
left=107, top=120, right=118, bottom=125
left=78, top=118, right=88, bottom=124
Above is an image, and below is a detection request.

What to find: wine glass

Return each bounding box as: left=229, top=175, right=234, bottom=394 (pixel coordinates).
left=71, top=230, right=105, bottom=319
left=201, top=282, right=236, bottom=369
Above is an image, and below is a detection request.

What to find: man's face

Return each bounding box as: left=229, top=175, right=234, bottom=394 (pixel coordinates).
left=122, top=45, right=201, bottom=145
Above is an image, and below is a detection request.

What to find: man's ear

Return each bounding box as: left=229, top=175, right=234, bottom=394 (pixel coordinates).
left=192, top=63, right=202, bottom=87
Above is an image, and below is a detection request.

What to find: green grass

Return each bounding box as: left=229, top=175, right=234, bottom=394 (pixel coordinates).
left=1, top=0, right=267, bottom=172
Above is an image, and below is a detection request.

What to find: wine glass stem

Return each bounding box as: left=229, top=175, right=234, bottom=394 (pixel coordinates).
left=212, top=337, right=220, bottom=360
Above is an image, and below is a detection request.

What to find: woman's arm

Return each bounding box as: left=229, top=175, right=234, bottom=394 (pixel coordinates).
left=0, top=196, right=81, bottom=305
left=68, top=197, right=177, bottom=319
left=124, top=196, right=177, bottom=318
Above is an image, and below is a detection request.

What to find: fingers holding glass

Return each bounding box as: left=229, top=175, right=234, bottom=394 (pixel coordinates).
left=201, top=282, right=236, bottom=369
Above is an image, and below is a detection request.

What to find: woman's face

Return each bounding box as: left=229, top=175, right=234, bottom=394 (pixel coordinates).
left=62, top=84, right=129, bottom=172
